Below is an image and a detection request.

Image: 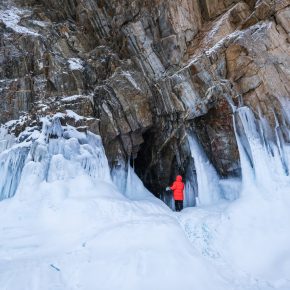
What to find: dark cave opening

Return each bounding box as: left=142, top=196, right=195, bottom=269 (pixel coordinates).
left=134, top=126, right=191, bottom=198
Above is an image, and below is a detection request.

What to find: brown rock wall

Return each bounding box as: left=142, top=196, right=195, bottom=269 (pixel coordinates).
left=1, top=0, right=290, bottom=193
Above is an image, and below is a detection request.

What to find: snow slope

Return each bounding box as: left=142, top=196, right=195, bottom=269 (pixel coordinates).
left=180, top=106, right=290, bottom=289
left=179, top=187, right=290, bottom=290
left=0, top=106, right=290, bottom=290
left=0, top=117, right=227, bottom=290
left=0, top=177, right=222, bottom=290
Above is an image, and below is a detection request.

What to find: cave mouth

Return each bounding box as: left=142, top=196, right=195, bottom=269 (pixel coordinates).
left=133, top=128, right=161, bottom=197
left=133, top=127, right=192, bottom=198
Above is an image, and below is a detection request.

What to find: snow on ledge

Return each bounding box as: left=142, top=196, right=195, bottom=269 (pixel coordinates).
left=54, top=110, right=94, bottom=122
left=31, top=20, right=49, bottom=28
left=0, top=7, right=39, bottom=36
left=68, top=58, right=84, bottom=71
left=61, top=95, right=87, bottom=102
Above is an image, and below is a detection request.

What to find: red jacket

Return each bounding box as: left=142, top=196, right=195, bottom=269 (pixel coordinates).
left=170, top=175, right=184, bottom=201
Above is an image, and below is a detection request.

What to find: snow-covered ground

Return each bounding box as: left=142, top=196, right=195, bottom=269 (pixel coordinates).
left=179, top=189, right=290, bottom=290
left=0, top=107, right=290, bottom=290
left=0, top=117, right=227, bottom=290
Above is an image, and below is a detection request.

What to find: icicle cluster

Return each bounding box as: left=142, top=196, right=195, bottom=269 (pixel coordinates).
left=187, top=105, right=290, bottom=207
left=0, top=116, right=111, bottom=200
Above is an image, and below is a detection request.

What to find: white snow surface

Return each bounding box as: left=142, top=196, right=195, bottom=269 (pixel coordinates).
left=0, top=106, right=290, bottom=289
left=182, top=105, right=290, bottom=289
left=54, top=109, right=93, bottom=122
left=0, top=6, right=39, bottom=36
left=61, top=95, right=88, bottom=102
left=0, top=118, right=227, bottom=290
left=68, top=58, right=84, bottom=71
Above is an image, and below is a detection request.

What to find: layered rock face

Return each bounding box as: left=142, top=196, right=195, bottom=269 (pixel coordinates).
left=0, top=0, right=289, bottom=195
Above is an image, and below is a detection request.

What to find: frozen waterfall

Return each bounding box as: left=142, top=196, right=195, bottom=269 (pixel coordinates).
left=186, top=104, right=290, bottom=207
left=111, top=161, right=159, bottom=202
left=234, top=106, right=290, bottom=194
left=0, top=109, right=290, bottom=290
left=0, top=117, right=111, bottom=201
left=0, top=116, right=157, bottom=204
left=187, top=134, right=222, bottom=206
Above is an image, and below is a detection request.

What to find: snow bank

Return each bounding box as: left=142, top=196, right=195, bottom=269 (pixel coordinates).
left=180, top=106, right=290, bottom=289
left=1, top=104, right=290, bottom=289
left=179, top=183, right=290, bottom=289
left=0, top=116, right=229, bottom=290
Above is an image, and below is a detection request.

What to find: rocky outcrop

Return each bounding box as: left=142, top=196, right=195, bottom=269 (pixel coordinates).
left=0, top=0, right=289, bottom=195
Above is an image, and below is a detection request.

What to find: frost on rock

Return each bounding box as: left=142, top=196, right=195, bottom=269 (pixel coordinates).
left=65, top=109, right=93, bottom=122
left=0, top=6, right=39, bottom=36
left=31, top=20, right=49, bottom=28
left=61, top=95, right=89, bottom=102
left=121, top=71, right=141, bottom=91
left=68, top=58, right=84, bottom=71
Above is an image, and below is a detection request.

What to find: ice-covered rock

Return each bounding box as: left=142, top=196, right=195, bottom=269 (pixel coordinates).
left=0, top=116, right=111, bottom=200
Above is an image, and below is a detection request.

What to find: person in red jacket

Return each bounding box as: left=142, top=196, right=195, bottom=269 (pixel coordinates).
left=168, top=175, right=184, bottom=212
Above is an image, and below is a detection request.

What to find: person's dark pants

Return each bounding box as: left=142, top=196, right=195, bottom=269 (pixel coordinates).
left=175, top=200, right=183, bottom=212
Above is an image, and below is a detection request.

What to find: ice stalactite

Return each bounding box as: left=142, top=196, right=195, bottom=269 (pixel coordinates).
left=28, top=118, right=112, bottom=184
left=111, top=160, right=127, bottom=195
left=0, top=127, right=15, bottom=153
left=0, top=125, right=30, bottom=200
left=185, top=104, right=290, bottom=207
left=184, top=161, right=198, bottom=208
left=233, top=106, right=290, bottom=194
left=0, top=116, right=112, bottom=201
left=0, top=146, right=30, bottom=200
left=111, top=160, right=157, bottom=202
left=184, top=180, right=196, bottom=207
left=187, top=134, right=222, bottom=206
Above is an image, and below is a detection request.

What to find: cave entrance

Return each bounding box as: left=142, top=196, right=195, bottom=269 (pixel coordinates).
left=133, top=126, right=196, bottom=208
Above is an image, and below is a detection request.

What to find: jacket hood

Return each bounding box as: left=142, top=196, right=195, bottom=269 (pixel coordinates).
left=176, top=175, right=182, bottom=181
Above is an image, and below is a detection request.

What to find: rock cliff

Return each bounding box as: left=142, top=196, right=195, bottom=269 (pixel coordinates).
left=0, top=0, right=289, bottom=195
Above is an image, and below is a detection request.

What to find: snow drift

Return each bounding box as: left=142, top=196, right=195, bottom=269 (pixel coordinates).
left=180, top=106, right=290, bottom=289
left=0, top=105, right=290, bottom=290
left=0, top=116, right=227, bottom=290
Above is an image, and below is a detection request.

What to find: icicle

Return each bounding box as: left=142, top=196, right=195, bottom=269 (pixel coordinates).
left=111, top=160, right=127, bottom=195
left=237, top=94, right=244, bottom=107
left=124, top=161, right=155, bottom=201
left=0, top=115, right=112, bottom=201
left=234, top=106, right=290, bottom=193
left=0, top=146, right=30, bottom=200
left=233, top=111, right=255, bottom=191
left=184, top=160, right=198, bottom=207
left=187, top=133, right=221, bottom=206
left=0, top=127, right=15, bottom=153
left=273, top=112, right=289, bottom=175
left=46, top=117, right=64, bottom=139
left=184, top=180, right=196, bottom=207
